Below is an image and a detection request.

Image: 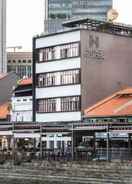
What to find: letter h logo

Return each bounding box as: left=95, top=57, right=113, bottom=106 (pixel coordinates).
left=89, top=35, right=99, bottom=49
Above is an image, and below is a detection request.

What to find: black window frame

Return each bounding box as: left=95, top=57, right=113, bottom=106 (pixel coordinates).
left=37, top=42, right=80, bottom=63
left=36, top=69, right=81, bottom=88
left=36, top=96, right=81, bottom=113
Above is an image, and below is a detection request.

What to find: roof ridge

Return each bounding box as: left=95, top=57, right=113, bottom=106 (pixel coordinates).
left=84, top=94, right=116, bottom=115
left=84, top=87, right=132, bottom=115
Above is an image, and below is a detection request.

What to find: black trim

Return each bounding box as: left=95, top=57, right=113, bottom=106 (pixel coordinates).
left=33, top=38, right=36, bottom=122
left=36, top=68, right=81, bottom=88
left=36, top=83, right=80, bottom=89
left=37, top=55, right=80, bottom=63
left=33, top=28, right=81, bottom=40
left=36, top=41, right=80, bottom=50
left=36, top=110, right=81, bottom=114
left=36, top=95, right=81, bottom=113
left=13, top=110, right=32, bottom=112
left=36, top=41, right=80, bottom=63
left=36, top=95, right=81, bottom=100
left=15, top=93, right=32, bottom=97
left=36, top=68, right=80, bottom=75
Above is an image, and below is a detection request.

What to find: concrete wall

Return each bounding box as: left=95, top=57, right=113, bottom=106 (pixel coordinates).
left=81, top=29, right=132, bottom=111
left=11, top=96, right=32, bottom=122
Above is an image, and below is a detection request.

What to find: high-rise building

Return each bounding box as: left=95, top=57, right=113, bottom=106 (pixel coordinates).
left=44, top=0, right=112, bottom=33
left=0, top=0, right=6, bottom=73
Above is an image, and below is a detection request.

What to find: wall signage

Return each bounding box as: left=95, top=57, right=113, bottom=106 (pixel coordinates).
left=84, top=34, right=104, bottom=62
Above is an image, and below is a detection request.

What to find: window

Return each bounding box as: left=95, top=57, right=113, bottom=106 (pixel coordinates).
left=8, top=60, right=11, bottom=63
left=57, top=141, right=61, bottom=149
left=61, top=96, right=80, bottom=112
left=37, top=73, right=56, bottom=87
left=60, top=70, right=80, bottom=85
left=38, top=42, right=79, bottom=62
left=60, top=43, right=79, bottom=59
left=37, top=98, right=56, bottom=113
left=37, top=69, right=80, bottom=87
left=39, top=47, right=55, bottom=62
left=37, top=99, right=44, bottom=112
left=17, top=99, right=21, bottom=102
left=49, top=141, right=54, bottom=149
left=37, top=96, right=80, bottom=113
left=27, top=66, right=32, bottom=78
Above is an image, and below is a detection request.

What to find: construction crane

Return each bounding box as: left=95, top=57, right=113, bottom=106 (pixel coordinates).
left=6, top=46, right=22, bottom=52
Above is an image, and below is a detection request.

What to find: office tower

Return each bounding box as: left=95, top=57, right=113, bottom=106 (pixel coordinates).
left=0, top=0, right=6, bottom=73
left=44, top=0, right=112, bottom=33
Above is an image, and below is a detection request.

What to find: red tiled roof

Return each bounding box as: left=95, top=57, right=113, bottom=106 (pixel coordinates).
left=18, top=78, right=32, bottom=85
left=85, top=87, right=132, bottom=118
left=0, top=102, right=10, bottom=120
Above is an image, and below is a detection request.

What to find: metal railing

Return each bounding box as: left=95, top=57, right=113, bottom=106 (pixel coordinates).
left=0, top=147, right=131, bottom=164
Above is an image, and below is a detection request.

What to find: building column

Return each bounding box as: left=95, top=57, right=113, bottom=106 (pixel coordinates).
left=39, top=124, right=43, bottom=159
left=93, top=132, right=96, bottom=156
left=128, top=133, right=131, bottom=160
left=71, top=124, right=75, bottom=160
left=106, top=124, right=110, bottom=161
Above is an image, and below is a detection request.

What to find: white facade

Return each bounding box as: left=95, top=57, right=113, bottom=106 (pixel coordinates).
left=35, top=30, right=81, bottom=123
left=34, top=30, right=81, bottom=150
left=36, top=57, right=80, bottom=74
left=11, top=96, right=32, bottom=122
left=36, top=30, right=80, bottom=48
left=0, top=0, right=6, bottom=73
left=36, top=85, right=81, bottom=99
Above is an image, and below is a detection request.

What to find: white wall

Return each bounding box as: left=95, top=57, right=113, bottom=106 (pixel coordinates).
left=35, top=30, right=81, bottom=123
left=36, top=85, right=81, bottom=99
left=11, top=96, right=32, bottom=122
left=36, top=57, right=80, bottom=74
left=36, top=112, right=81, bottom=122
left=36, top=30, right=80, bottom=48
left=11, top=111, right=32, bottom=122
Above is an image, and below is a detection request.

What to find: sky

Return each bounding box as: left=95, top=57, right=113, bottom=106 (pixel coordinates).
left=7, top=0, right=132, bottom=51
left=7, top=0, right=44, bottom=51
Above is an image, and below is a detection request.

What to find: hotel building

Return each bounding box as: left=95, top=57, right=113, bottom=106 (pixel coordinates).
left=33, top=18, right=132, bottom=149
